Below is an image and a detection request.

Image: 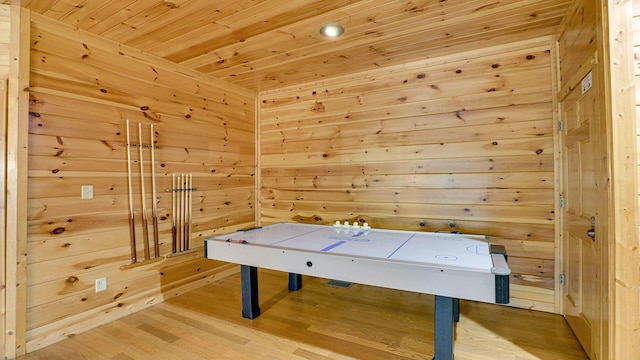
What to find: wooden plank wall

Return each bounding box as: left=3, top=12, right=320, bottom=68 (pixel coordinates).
left=24, top=14, right=256, bottom=351
left=260, top=37, right=557, bottom=312
left=1, top=6, right=9, bottom=356
left=5, top=5, right=30, bottom=357
left=556, top=1, right=597, bottom=98
left=1, top=78, right=7, bottom=360
left=632, top=0, right=640, bottom=356
left=0, top=4, right=8, bottom=78
left=607, top=0, right=640, bottom=356
left=635, top=0, right=640, bottom=284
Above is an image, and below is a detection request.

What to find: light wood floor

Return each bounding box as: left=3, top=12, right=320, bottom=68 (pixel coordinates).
left=19, top=269, right=588, bottom=359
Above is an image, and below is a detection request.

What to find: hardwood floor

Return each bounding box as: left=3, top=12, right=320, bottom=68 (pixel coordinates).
left=19, top=269, right=588, bottom=359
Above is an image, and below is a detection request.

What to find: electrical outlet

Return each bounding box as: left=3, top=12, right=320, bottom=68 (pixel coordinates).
left=81, top=185, right=94, bottom=199
left=95, top=277, right=107, bottom=292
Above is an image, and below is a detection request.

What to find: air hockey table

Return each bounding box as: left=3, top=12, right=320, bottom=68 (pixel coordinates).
left=204, top=222, right=510, bottom=360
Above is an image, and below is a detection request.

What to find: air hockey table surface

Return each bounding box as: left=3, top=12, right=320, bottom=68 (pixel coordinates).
left=219, top=222, right=492, bottom=266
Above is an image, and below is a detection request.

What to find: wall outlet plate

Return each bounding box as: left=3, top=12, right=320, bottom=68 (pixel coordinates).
left=95, top=277, right=107, bottom=292
left=81, top=185, right=94, bottom=199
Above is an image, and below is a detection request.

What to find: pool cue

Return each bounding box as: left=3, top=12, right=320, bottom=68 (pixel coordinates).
left=183, top=174, right=188, bottom=250
left=125, top=119, right=137, bottom=263
left=150, top=124, right=159, bottom=258
left=181, top=173, right=187, bottom=251
left=176, top=174, right=183, bottom=253
left=187, top=174, right=193, bottom=250
left=138, top=123, right=150, bottom=260
left=171, top=173, right=177, bottom=253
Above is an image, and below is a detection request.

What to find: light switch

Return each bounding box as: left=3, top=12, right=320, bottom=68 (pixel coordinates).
left=81, top=185, right=94, bottom=199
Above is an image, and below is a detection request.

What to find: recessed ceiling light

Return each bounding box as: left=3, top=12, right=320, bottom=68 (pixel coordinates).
left=320, top=24, right=344, bottom=38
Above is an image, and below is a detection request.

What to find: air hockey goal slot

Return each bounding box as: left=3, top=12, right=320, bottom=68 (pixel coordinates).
left=326, top=279, right=353, bottom=288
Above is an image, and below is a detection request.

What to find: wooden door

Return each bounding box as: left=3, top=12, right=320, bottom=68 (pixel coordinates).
left=560, top=67, right=602, bottom=359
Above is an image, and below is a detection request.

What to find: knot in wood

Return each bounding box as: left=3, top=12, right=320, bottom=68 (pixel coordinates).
left=52, top=227, right=65, bottom=235
left=311, top=101, right=325, bottom=113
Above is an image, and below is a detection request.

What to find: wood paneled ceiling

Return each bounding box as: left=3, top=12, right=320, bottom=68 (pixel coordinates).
left=12, top=0, right=572, bottom=92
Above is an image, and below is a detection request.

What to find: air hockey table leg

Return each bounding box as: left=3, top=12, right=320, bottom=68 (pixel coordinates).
left=288, top=273, right=302, bottom=290
left=454, top=298, right=460, bottom=323
left=433, top=295, right=455, bottom=360
left=240, top=265, right=260, bottom=319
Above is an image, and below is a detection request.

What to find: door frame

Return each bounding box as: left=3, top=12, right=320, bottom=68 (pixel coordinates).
left=3, top=5, right=30, bottom=359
